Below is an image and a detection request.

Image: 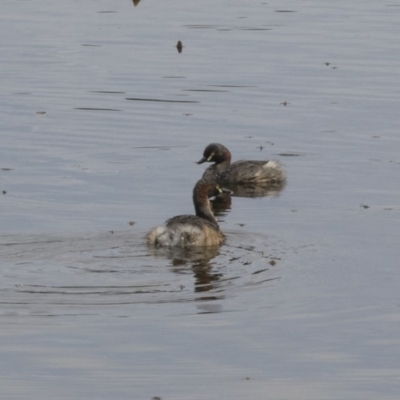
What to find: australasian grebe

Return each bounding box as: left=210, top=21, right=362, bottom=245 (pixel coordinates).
left=197, top=143, right=286, bottom=185
left=146, top=179, right=225, bottom=247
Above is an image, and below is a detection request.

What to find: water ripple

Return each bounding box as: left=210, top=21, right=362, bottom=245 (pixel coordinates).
left=0, top=230, right=287, bottom=316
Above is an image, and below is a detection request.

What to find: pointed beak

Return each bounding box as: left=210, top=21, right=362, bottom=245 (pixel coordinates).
left=216, top=185, right=233, bottom=195
left=221, top=187, right=233, bottom=194
left=196, top=157, right=206, bottom=164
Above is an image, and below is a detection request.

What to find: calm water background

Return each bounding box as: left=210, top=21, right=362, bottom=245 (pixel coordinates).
left=1, top=0, right=400, bottom=399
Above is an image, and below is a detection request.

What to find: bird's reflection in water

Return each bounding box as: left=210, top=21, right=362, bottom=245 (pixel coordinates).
left=147, top=239, right=221, bottom=263
left=132, top=0, right=140, bottom=6
left=228, top=179, right=287, bottom=198
left=148, top=245, right=224, bottom=294
left=209, top=180, right=287, bottom=215
left=172, top=258, right=224, bottom=294
left=210, top=193, right=232, bottom=217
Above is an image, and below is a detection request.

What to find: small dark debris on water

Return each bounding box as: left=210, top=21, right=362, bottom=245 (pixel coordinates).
left=325, top=62, right=338, bottom=69
left=245, top=377, right=251, bottom=380
left=269, top=259, right=276, bottom=266
left=258, top=145, right=264, bottom=151
left=36, top=111, right=46, bottom=114
left=2, top=190, right=7, bottom=195
left=281, top=101, right=288, bottom=106
left=152, top=397, right=162, bottom=400
left=128, top=221, right=135, bottom=226
left=81, top=44, right=102, bottom=47
left=110, top=230, right=114, bottom=234
left=1, top=168, right=13, bottom=171
left=360, top=204, right=370, bottom=209
left=237, top=223, right=245, bottom=227
left=384, top=208, right=393, bottom=211
left=252, top=268, right=269, bottom=275
left=176, top=40, right=183, bottom=53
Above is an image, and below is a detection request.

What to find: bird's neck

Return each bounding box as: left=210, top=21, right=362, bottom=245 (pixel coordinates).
left=194, top=197, right=218, bottom=226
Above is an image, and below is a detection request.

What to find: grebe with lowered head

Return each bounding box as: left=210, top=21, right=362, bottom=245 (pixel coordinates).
left=146, top=179, right=226, bottom=247
left=197, top=143, right=286, bottom=185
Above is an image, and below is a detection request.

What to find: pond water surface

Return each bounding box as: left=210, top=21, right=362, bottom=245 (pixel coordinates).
left=1, top=0, right=400, bottom=399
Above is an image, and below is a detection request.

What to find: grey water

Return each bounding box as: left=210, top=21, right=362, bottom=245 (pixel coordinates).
left=1, top=0, right=400, bottom=399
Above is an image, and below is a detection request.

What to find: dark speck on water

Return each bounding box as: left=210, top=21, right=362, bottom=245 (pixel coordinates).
left=277, top=153, right=303, bottom=156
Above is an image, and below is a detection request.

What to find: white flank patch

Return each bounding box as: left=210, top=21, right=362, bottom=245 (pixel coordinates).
left=265, top=160, right=279, bottom=169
